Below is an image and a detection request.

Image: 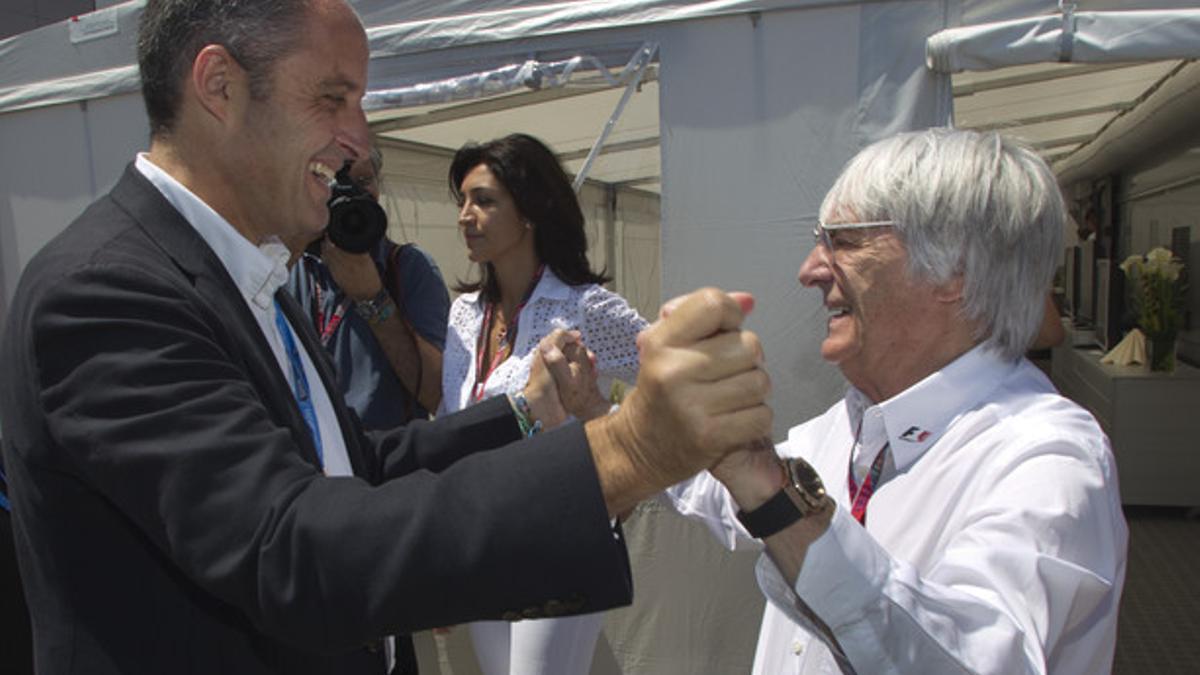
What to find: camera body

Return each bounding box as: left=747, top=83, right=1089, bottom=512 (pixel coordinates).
left=326, top=162, right=387, bottom=253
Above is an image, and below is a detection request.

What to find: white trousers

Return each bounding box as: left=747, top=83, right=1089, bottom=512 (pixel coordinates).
left=469, top=611, right=605, bottom=675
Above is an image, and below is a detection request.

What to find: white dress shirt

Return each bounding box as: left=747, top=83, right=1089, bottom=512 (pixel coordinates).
left=439, top=268, right=647, bottom=415
left=666, top=345, right=1127, bottom=675
left=134, top=154, right=352, bottom=477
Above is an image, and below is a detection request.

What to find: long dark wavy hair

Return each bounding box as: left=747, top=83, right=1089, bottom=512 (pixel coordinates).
left=449, top=133, right=610, bottom=301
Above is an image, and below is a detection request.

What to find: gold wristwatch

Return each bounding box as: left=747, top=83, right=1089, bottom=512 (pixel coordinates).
left=735, top=457, right=832, bottom=538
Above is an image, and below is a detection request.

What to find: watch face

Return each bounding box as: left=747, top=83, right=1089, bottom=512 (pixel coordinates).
left=786, top=458, right=827, bottom=501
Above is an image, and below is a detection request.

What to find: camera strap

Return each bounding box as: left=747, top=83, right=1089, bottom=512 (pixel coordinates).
left=386, top=243, right=421, bottom=421
left=384, top=243, right=411, bottom=316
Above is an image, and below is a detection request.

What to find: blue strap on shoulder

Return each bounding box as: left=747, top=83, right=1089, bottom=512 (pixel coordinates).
left=274, top=300, right=324, bottom=466
left=0, top=465, right=10, bottom=512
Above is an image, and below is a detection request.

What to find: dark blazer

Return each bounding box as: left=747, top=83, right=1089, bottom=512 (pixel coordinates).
left=0, top=165, right=631, bottom=675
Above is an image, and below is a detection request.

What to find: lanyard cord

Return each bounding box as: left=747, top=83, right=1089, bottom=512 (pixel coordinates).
left=847, top=419, right=888, bottom=525
left=274, top=300, right=324, bottom=466
left=307, top=260, right=353, bottom=348
left=471, top=265, right=545, bottom=402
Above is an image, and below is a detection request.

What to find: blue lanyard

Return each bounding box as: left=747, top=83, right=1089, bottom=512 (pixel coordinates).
left=274, top=300, right=324, bottom=466
left=0, top=465, right=10, bottom=512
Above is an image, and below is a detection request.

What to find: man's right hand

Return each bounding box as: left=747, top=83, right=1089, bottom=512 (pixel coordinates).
left=321, top=238, right=383, bottom=301
left=585, top=288, right=772, bottom=517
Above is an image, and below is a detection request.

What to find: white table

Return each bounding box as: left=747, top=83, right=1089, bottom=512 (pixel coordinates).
left=1051, top=339, right=1200, bottom=506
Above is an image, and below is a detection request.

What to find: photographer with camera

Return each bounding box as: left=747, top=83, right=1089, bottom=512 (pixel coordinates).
left=289, top=147, right=449, bottom=424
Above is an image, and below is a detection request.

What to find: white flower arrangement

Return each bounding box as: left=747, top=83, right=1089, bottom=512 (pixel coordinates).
left=1119, top=246, right=1186, bottom=370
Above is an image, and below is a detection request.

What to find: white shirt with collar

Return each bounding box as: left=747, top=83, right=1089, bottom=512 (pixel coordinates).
left=438, top=268, right=647, bottom=415
left=666, top=344, right=1127, bottom=675
left=134, top=154, right=352, bottom=478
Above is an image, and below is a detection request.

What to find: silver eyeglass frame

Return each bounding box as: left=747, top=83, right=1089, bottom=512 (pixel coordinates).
left=811, top=219, right=898, bottom=253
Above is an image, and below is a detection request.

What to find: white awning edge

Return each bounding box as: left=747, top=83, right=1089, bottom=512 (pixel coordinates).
left=926, top=9, right=1200, bottom=73
left=0, top=65, right=139, bottom=114
left=1054, top=60, right=1200, bottom=185
left=363, top=40, right=656, bottom=112
left=363, top=0, right=837, bottom=61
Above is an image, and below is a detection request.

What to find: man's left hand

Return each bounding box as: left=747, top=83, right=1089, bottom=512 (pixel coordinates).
left=522, top=329, right=610, bottom=429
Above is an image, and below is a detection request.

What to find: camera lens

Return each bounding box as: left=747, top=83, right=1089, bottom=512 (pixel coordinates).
left=327, top=196, right=386, bottom=253
left=325, top=160, right=387, bottom=254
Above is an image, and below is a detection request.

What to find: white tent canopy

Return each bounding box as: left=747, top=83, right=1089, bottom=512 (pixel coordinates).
left=928, top=8, right=1200, bottom=72
left=929, top=6, right=1200, bottom=176
left=1, top=1, right=1197, bottom=672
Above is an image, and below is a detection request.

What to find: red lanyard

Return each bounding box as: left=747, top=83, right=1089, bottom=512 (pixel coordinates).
left=471, top=265, right=545, bottom=402
left=308, top=264, right=353, bottom=348
left=847, top=429, right=889, bottom=525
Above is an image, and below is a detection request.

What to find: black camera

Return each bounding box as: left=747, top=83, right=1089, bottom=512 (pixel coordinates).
left=326, top=161, right=386, bottom=254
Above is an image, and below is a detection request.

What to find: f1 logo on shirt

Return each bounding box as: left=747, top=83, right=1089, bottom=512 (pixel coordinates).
left=900, top=426, right=931, bottom=443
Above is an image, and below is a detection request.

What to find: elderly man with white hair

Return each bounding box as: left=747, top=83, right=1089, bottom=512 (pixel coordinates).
left=669, top=128, right=1127, bottom=674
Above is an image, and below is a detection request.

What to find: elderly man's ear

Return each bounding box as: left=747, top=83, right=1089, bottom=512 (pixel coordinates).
left=933, top=276, right=965, bottom=304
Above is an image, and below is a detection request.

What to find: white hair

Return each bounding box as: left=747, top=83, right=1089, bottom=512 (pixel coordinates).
left=820, top=128, right=1064, bottom=360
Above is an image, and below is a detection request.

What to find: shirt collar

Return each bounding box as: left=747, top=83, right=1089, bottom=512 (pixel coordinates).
left=845, top=344, right=1017, bottom=472
left=463, top=266, right=571, bottom=308
left=526, top=267, right=570, bottom=302
left=135, top=153, right=291, bottom=310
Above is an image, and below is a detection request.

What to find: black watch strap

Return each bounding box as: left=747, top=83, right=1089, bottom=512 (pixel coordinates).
left=736, top=488, right=803, bottom=539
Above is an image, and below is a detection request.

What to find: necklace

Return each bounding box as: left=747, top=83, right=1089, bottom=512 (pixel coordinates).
left=470, top=264, right=546, bottom=401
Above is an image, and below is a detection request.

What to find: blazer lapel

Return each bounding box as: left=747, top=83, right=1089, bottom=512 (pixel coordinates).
left=107, top=164, right=354, bottom=473
left=110, top=164, right=230, bottom=286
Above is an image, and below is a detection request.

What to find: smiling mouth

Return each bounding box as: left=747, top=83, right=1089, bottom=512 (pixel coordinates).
left=309, top=161, right=337, bottom=187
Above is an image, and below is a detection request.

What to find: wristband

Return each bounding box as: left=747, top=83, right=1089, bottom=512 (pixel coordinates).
left=509, top=392, right=542, bottom=437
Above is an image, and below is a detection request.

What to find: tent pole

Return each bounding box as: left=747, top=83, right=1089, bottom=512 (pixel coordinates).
left=572, top=43, right=658, bottom=193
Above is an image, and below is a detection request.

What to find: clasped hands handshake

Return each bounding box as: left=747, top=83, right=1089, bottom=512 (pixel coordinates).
left=521, top=288, right=774, bottom=517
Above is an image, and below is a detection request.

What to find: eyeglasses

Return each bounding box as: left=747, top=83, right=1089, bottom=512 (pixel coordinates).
left=353, top=175, right=378, bottom=190
left=812, top=219, right=897, bottom=254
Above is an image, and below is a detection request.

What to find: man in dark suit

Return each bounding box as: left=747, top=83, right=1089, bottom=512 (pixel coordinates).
left=0, top=1, right=772, bottom=674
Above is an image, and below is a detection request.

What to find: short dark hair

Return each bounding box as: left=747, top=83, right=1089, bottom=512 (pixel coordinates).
left=137, top=0, right=311, bottom=138
left=448, top=133, right=610, bottom=300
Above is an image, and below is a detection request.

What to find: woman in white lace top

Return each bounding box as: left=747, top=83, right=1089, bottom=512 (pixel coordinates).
left=438, top=133, right=648, bottom=675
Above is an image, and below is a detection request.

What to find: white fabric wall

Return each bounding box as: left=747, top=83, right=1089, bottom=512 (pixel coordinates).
left=0, top=92, right=147, bottom=334
left=657, top=1, right=949, bottom=439
left=611, top=188, right=663, bottom=322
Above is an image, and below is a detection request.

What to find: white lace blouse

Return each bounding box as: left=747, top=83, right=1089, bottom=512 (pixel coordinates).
left=439, top=268, right=648, bottom=415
